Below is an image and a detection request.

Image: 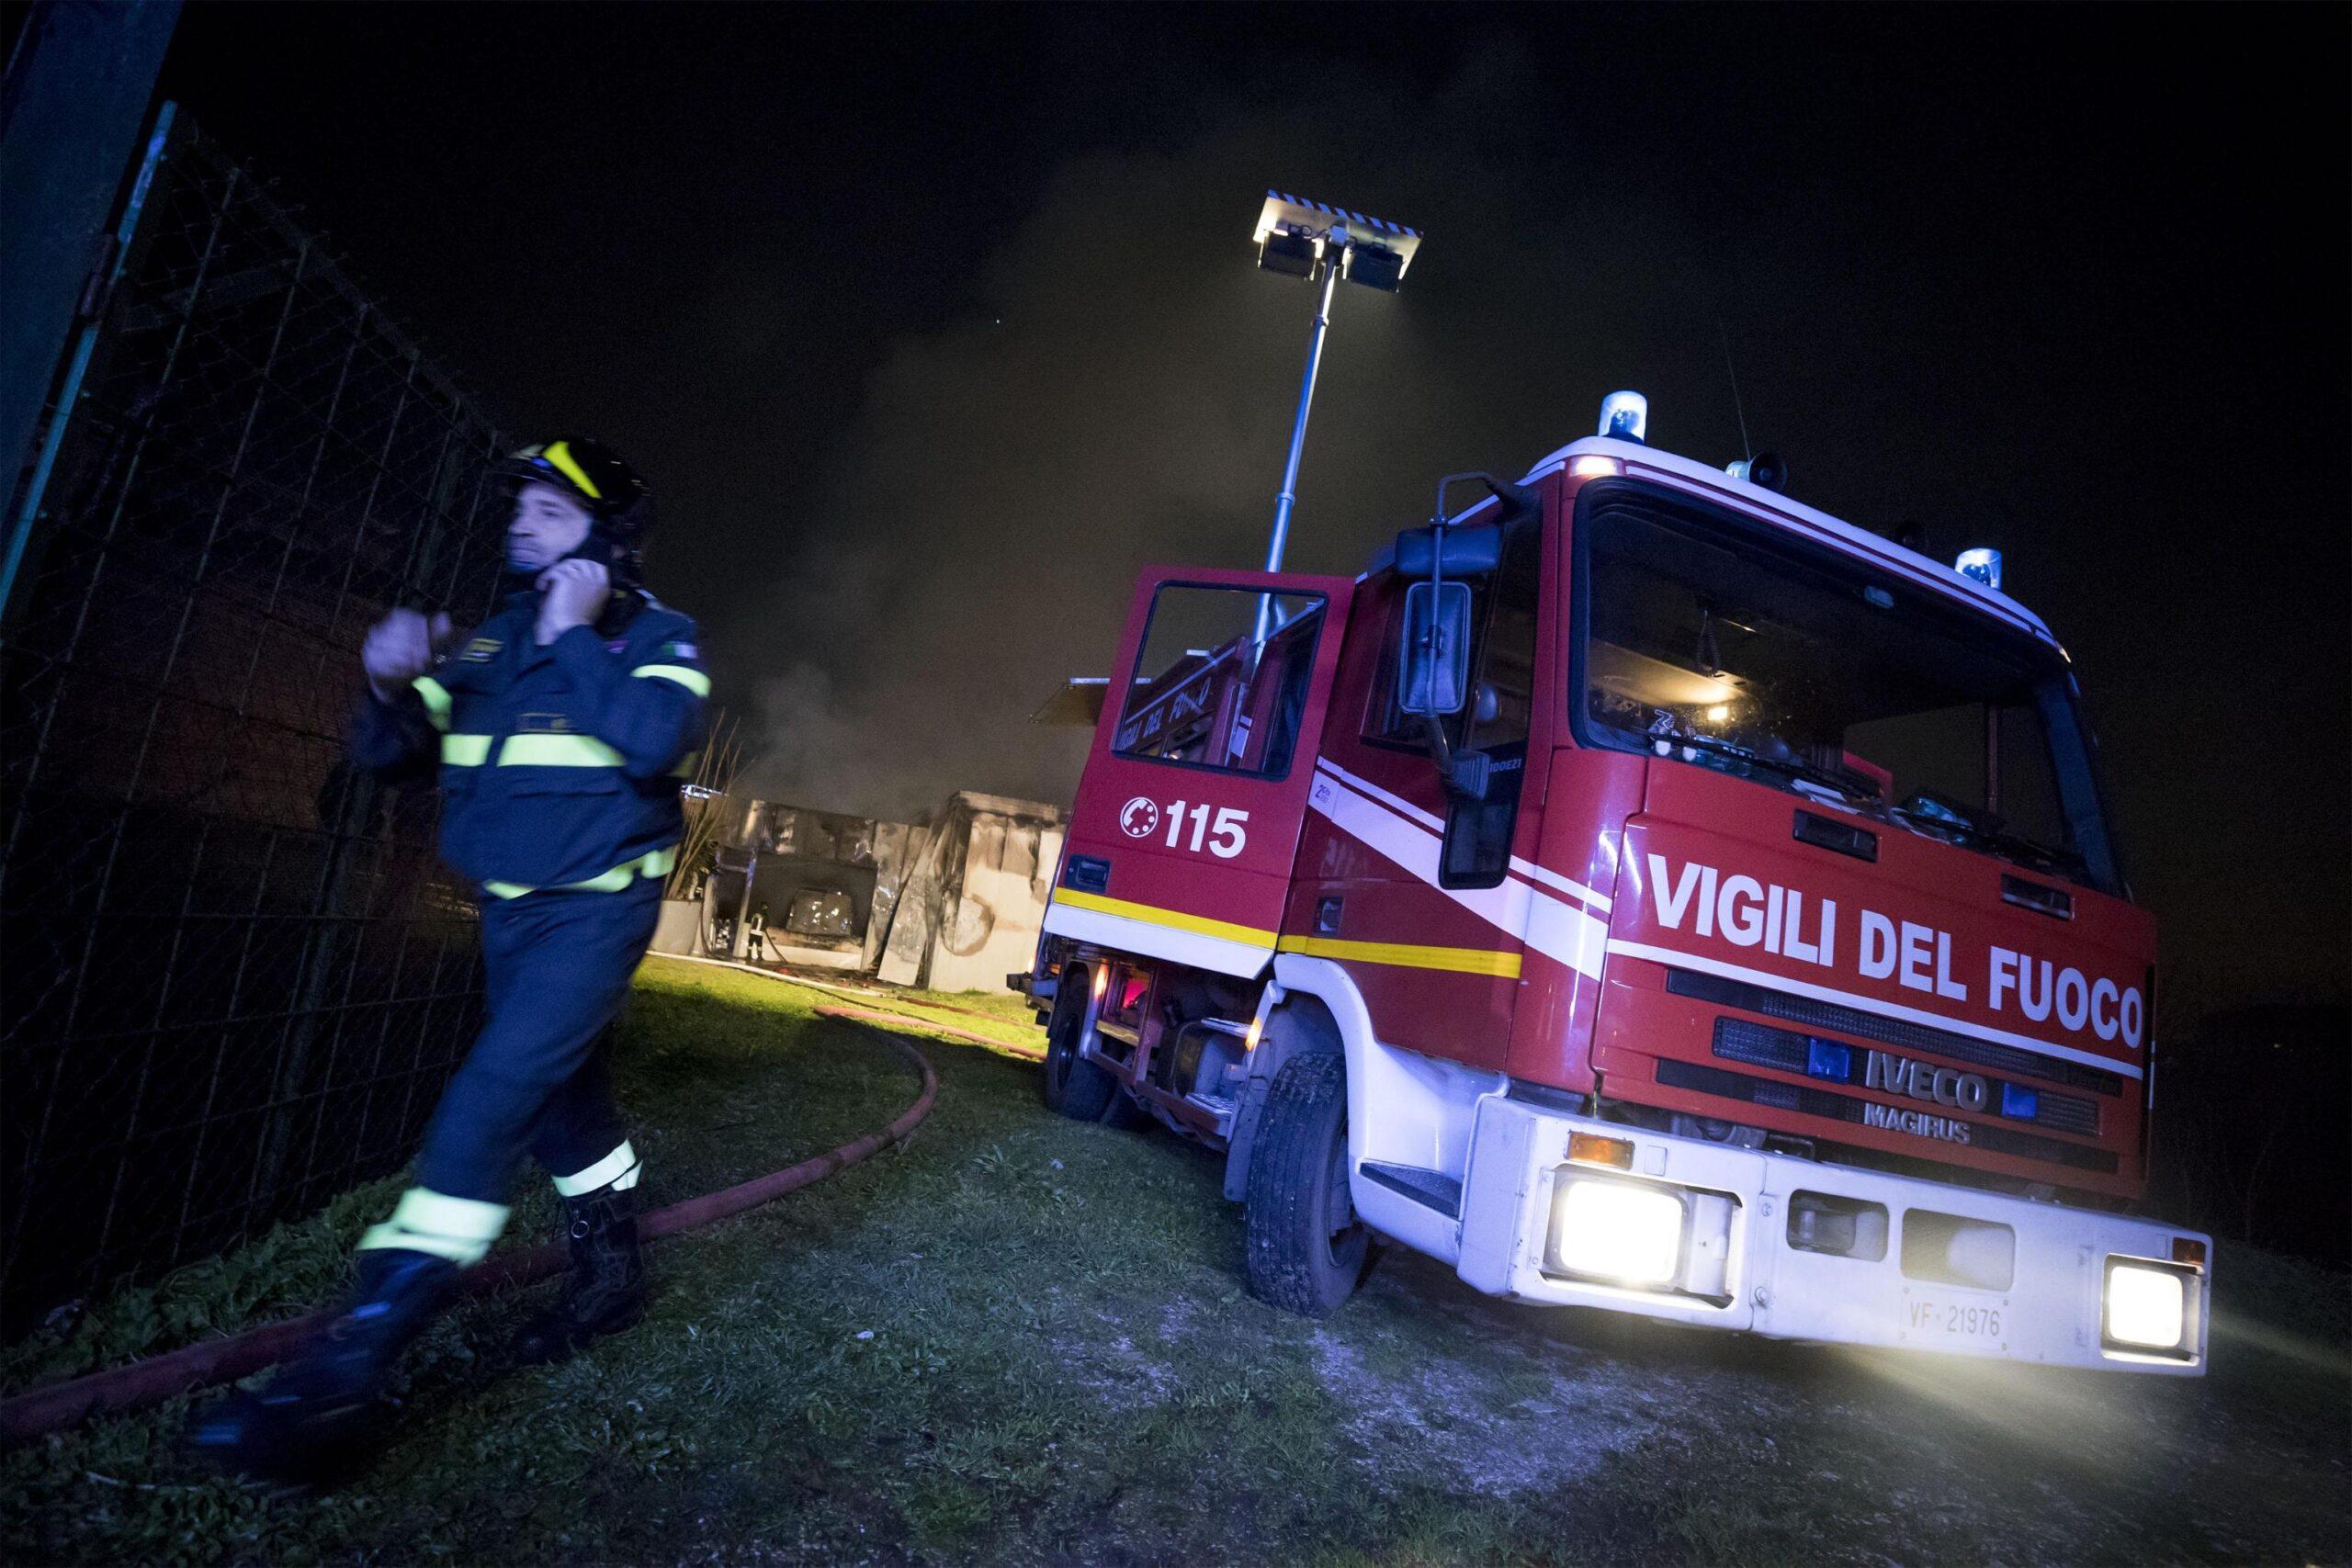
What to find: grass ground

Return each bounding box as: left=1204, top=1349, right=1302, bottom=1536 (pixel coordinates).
left=5, top=957, right=2347, bottom=1565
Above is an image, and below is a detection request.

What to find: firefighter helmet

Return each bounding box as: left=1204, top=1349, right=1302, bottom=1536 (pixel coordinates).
left=493, top=438, right=656, bottom=585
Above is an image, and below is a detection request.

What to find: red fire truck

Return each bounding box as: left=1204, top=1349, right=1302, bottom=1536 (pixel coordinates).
left=1020, top=399, right=2209, bottom=1373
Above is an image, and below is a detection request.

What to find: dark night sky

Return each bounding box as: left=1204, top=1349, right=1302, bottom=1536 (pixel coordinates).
left=144, top=3, right=2346, bottom=1027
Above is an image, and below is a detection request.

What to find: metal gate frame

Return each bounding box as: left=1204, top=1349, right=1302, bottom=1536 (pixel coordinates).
left=0, top=105, right=510, bottom=1330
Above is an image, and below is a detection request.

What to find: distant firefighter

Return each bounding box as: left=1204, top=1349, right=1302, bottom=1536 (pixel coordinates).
left=192, top=439, right=709, bottom=1483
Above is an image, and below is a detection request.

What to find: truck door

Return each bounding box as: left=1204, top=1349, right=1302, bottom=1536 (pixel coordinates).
left=1047, top=567, right=1357, bottom=979
left=1286, top=503, right=1555, bottom=1073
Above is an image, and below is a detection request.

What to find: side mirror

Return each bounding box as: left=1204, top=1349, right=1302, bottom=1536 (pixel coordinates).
left=1397, top=580, right=1473, bottom=716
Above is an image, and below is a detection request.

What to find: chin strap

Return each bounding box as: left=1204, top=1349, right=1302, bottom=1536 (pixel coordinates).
left=578, top=523, right=642, bottom=594
left=499, top=571, right=645, bottom=639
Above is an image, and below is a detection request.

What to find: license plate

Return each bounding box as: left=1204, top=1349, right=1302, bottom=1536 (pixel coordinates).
left=1899, top=1289, right=2010, bottom=1347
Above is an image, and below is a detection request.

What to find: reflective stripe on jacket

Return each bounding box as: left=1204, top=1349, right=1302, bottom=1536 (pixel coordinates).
left=350, top=589, right=707, bottom=893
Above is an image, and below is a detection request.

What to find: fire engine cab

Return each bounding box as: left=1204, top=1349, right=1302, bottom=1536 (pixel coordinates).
left=1021, top=397, right=2209, bottom=1373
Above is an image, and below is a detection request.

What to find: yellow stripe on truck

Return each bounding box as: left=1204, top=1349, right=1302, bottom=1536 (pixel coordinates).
left=1050, top=888, right=1278, bottom=949
left=1276, top=933, right=1523, bottom=978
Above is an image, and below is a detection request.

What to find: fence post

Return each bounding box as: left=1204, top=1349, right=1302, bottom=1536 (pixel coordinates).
left=0, top=0, right=181, bottom=626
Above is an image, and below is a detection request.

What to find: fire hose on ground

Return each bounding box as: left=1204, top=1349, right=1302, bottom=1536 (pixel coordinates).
left=0, top=965, right=971, bottom=1442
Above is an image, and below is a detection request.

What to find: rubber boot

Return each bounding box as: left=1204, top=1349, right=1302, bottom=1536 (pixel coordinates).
left=186, top=1247, right=457, bottom=1487
left=513, top=1184, right=645, bottom=1364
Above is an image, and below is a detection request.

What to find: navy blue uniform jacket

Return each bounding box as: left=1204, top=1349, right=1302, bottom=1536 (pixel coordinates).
left=351, top=590, right=708, bottom=894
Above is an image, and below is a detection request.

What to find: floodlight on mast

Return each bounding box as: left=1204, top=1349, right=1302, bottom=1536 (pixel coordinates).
left=1251, top=191, right=1423, bottom=584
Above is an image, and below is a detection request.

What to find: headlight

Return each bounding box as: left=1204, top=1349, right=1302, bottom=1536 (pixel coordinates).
left=1549, top=1176, right=1686, bottom=1287
left=2104, top=1260, right=2188, bottom=1350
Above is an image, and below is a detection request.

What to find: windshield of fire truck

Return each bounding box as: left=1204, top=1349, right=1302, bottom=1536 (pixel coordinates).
left=1575, top=493, right=2120, bottom=891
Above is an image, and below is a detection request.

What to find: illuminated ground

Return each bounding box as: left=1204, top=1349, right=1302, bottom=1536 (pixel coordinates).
left=5, top=959, right=2346, bottom=1564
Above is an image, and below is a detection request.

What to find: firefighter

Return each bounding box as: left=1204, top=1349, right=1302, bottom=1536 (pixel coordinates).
left=191, top=439, right=708, bottom=1483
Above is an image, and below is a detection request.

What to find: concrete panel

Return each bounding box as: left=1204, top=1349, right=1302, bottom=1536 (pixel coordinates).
left=877, top=822, right=955, bottom=988
left=650, top=898, right=703, bottom=955
left=925, top=809, right=1065, bottom=994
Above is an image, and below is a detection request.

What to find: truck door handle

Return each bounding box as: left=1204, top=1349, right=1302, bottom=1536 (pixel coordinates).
left=1792, top=809, right=1877, bottom=862
left=1315, top=896, right=1343, bottom=934
left=2001, top=874, right=2073, bottom=919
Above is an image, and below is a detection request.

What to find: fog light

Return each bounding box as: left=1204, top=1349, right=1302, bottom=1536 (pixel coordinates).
left=1551, top=1176, right=1685, bottom=1287
left=1788, top=1190, right=1889, bottom=1261
left=2105, top=1261, right=2188, bottom=1350
left=1900, top=1211, right=2016, bottom=1291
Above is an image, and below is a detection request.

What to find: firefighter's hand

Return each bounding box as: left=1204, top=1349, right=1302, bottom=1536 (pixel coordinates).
left=362, top=609, right=453, bottom=702
left=535, top=558, right=610, bottom=645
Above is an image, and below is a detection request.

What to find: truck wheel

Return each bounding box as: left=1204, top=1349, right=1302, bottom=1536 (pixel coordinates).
left=1041, top=970, right=1118, bottom=1122
left=1243, top=1052, right=1367, bottom=1316
left=1102, top=1089, right=1152, bottom=1132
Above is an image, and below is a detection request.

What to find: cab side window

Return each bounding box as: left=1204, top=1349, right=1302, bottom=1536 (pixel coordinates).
left=1363, top=574, right=1494, bottom=750
left=1442, top=517, right=1540, bottom=886
left=1358, top=516, right=1541, bottom=887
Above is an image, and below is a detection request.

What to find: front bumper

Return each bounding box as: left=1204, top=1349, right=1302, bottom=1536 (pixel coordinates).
left=1454, top=1095, right=2209, bottom=1374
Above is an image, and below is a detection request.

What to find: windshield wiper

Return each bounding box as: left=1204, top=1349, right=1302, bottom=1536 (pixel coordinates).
left=1889, top=799, right=2080, bottom=877
left=1646, top=730, right=1870, bottom=806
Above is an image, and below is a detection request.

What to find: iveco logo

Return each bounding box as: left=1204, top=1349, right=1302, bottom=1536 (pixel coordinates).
left=1118, top=796, right=1161, bottom=839
left=1865, top=1049, right=1989, bottom=1114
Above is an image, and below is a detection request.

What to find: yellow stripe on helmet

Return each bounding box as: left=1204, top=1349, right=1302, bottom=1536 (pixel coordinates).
left=540, top=440, right=603, bottom=501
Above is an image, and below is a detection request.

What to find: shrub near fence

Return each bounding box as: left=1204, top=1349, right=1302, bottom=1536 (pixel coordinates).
left=0, top=107, right=512, bottom=1332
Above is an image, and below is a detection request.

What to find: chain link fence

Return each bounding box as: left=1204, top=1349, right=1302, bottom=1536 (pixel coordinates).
left=1, top=107, right=510, bottom=1332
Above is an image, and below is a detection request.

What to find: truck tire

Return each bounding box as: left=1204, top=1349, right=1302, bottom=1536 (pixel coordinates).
left=1102, top=1089, right=1153, bottom=1132
left=1041, top=969, right=1118, bottom=1122
left=1242, top=1051, right=1367, bottom=1315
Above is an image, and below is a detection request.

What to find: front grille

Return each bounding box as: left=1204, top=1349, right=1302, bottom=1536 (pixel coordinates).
left=1656, top=1058, right=2119, bottom=1173
left=1713, top=1018, right=2100, bottom=1135
left=1667, top=966, right=2126, bottom=1096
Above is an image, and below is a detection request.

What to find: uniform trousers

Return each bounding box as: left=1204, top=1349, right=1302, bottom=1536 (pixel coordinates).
left=413, top=878, right=662, bottom=1202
